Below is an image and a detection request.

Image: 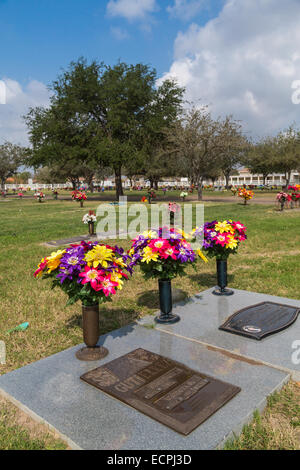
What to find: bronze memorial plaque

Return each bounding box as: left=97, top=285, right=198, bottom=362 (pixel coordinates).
left=80, top=348, right=241, bottom=435
left=219, top=301, right=300, bottom=340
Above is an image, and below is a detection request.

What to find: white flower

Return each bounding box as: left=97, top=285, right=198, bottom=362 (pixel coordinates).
left=82, top=214, right=97, bottom=224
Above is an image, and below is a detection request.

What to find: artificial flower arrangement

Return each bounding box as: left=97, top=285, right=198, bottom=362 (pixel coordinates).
left=52, top=190, right=59, bottom=200
left=82, top=211, right=97, bottom=235
left=17, top=192, right=23, bottom=198
left=129, top=227, right=207, bottom=323
left=231, top=187, right=237, bottom=196
left=34, top=241, right=132, bottom=360
left=34, top=191, right=45, bottom=203
left=192, top=220, right=247, bottom=295
left=147, top=189, right=156, bottom=203
left=72, top=191, right=87, bottom=207
left=141, top=196, right=148, bottom=203
left=238, top=188, right=254, bottom=205
left=276, top=192, right=291, bottom=211
left=168, top=202, right=181, bottom=225
left=291, top=192, right=300, bottom=207
left=180, top=191, right=188, bottom=201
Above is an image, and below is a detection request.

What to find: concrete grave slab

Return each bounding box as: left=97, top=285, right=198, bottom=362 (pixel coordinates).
left=141, top=288, right=300, bottom=380
left=0, top=324, right=289, bottom=450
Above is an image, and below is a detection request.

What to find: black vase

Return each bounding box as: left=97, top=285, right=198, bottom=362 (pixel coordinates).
left=155, top=279, right=180, bottom=324
left=212, top=259, right=234, bottom=296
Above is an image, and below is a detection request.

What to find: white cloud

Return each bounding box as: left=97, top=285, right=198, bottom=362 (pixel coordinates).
left=0, top=79, right=50, bottom=145
left=167, top=0, right=206, bottom=21
left=159, top=0, right=300, bottom=138
left=107, top=0, right=157, bottom=21
left=110, top=26, right=129, bottom=40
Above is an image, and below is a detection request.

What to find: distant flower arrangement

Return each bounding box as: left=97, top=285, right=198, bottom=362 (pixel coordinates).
left=34, top=241, right=132, bottom=306
left=34, top=191, right=45, bottom=202
left=141, top=196, right=148, bottom=203
left=180, top=191, right=188, bottom=200
left=82, top=213, right=97, bottom=224
left=72, top=191, right=87, bottom=201
left=238, top=188, right=254, bottom=204
left=168, top=202, right=181, bottom=214
left=192, top=220, right=247, bottom=260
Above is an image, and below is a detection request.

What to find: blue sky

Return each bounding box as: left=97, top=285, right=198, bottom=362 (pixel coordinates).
left=1, top=0, right=300, bottom=144
left=0, top=0, right=223, bottom=85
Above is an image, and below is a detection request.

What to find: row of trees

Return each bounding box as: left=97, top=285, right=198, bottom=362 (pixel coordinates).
left=1, top=59, right=300, bottom=199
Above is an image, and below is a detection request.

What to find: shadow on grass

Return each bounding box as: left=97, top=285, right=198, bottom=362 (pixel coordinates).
left=190, top=272, right=234, bottom=289
left=66, top=306, right=140, bottom=337
left=137, top=290, right=159, bottom=309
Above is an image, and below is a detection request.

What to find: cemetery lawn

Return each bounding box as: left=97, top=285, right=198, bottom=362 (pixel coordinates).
left=0, top=197, right=299, bottom=450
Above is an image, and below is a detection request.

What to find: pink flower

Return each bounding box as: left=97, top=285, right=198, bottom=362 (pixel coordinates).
left=213, top=233, right=230, bottom=247
left=160, top=246, right=178, bottom=260
left=149, top=239, right=170, bottom=252
left=96, top=275, right=119, bottom=296
left=79, top=266, right=104, bottom=290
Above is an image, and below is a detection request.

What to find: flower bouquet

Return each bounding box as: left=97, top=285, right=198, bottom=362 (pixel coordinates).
left=291, top=192, right=300, bottom=208
left=17, top=192, right=23, bottom=198
left=180, top=191, right=188, bottom=201
left=192, top=220, right=247, bottom=295
left=52, top=190, right=59, bottom=200
left=72, top=191, right=87, bottom=207
left=82, top=211, right=97, bottom=235
left=276, top=192, right=291, bottom=211
left=34, top=191, right=45, bottom=203
left=141, top=196, right=148, bottom=203
left=147, top=189, right=156, bottom=204
left=168, top=202, right=181, bottom=226
left=238, top=188, right=254, bottom=205
left=34, top=241, right=132, bottom=360
left=129, top=228, right=207, bottom=323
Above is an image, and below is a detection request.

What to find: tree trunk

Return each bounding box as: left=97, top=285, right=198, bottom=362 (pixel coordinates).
left=115, top=167, right=124, bottom=199
left=224, top=173, right=230, bottom=190
left=154, top=179, right=159, bottom=191
left=285, top=172, right=291, bottom=189
left=197, top=179, right=203, bottom=201
left=1, top=177, right=5, bottom=191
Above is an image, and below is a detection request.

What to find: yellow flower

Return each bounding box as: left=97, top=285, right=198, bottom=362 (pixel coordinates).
left=110, top=271, right=123, bottom=289
left=225, top=235, right=238, bottom=249
left=141, top=246, right=159, bottom=264
left=196, top=249, right=208, bottom=263
left=115, top=257, right=126, bottom=268
left=128, top=248, right=135, bottom=256
left=142, top=230, right=157, bottom=239
left=215, top=221, right=233, bottom=234
left=84, top=245, right=113, bottom=268
left=46, top=250, right=65, bottom=273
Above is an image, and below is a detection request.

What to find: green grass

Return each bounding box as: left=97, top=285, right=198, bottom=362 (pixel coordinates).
left=0, top=196, right=299, bottom=449
left=224, top=382, right=300, bottom=450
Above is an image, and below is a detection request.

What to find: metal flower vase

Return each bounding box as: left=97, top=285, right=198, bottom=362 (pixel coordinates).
left=155, top=279, right=180, bottom=324
left=75, top=303, right=109, bottom=361
left=212, top=259, right=234, bottom=296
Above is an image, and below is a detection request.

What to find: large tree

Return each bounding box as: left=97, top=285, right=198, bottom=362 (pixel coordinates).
left=274, top=126, right=300, bottom=187
left=165, top=107, right=223, bottom=200
left=25, top=59, right=184, bottom=199
left=216, top=116, right=248, bottom=189
left=244, top=137, right=276, bottom=186
left=0, top=142, right=25, bottom=190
